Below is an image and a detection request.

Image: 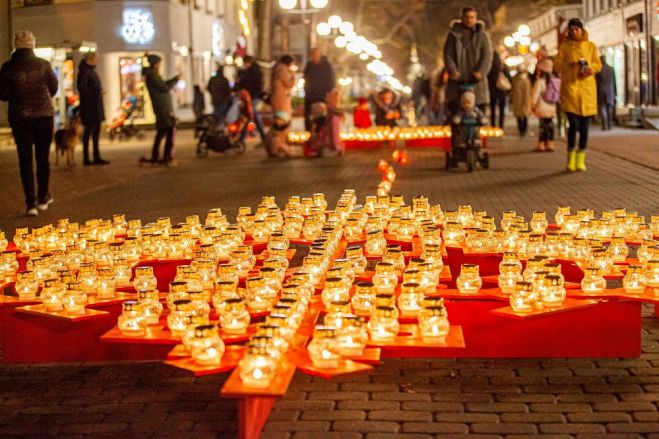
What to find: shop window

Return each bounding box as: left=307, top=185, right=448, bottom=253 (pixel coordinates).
left=119, top=56, right=146, bottom=119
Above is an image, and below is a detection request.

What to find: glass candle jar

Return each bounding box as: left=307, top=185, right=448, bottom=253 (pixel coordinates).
left=324, top=300, right=351, bottom=329
left=442, top=222, right=465, bottom=245
left=137, top=290, right=163, bottom=325
left=509, top=281, right=537, bottom=313
left=589, top=247, right=613, bottom=275
left=418, top=305, right=450, bottom=344
left=646, top=260, right=659, bottom=291
left=397, top=282, right=423, bottom=317
left=15, top=270, right=38, bottom=300
left=337, top=316, right=368, bottom=356
left=498, top=263, right=523, bottom=294
left=62, top=283, right=88, bottom=315
left=540, top=275, right=566, bottom=307
left=346, top=246, right=368, bottom=275
left=372, top=262, right=398, bottom=294
left=133, top=266, right=157, bottom=293
left=188, top=324, right=225, bottom=366
left=96, top=267, right=117, bottom=299
left=456, top=264, right=482, bottom=294
left=607, top=236, right=629, bottom=263
left=321, top=277, right=350, bottom=308
left=530, top=211, right=549, bottom=234
left=555, top=205, right=570, bottom=226
left=245, top=277, right=271, bottom=312
left=41, top=279, right=64, bottom=311
left=500, top=211, right=517, bottom=232
left=368, top=306, right=399, bottom=343
left=219, top=298, right=251, bottom=334
left=351, top=281, right=375, bottom=316
left=167, top=299, right=193, bottom=338
left=307, top=326, right=341, bottom=369
left=622, top=264, right=647, bottom=295
left=117, top=300, right=147, bottom=336
left=239, top=343, right=277, bottom=388
left=365, top=230, right=387, bottom=256
left=580, top=266, right=606, bottom=294
left=522, top=258, right=544, bottom=283
left=77, top=262, right=97, bottom=294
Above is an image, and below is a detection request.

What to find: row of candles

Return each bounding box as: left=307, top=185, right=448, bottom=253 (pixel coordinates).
left=286, top=126, right=505, bottom=144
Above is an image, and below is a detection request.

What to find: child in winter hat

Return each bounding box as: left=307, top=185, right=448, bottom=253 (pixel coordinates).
left=14, top=31, right=36, bottom=50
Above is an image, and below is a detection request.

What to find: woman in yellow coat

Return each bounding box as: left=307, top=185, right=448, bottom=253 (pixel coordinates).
left=554, top=18, right=601, bottom=171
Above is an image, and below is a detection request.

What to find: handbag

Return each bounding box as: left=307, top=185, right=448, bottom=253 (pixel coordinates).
left=496, top=72, right=512, bottom=91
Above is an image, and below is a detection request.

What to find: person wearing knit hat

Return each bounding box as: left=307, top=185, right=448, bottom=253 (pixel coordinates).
left=554, top=17, right=601, bottom=171
left=531, top=58, right=558, bottom=152
left=0, top=30, right=58, bottom=216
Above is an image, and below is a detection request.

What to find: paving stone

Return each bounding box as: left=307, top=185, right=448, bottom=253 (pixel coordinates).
left=331, top=421, right=400, bottom=433
left=500, top=413, right=565, bottom=423
left=308, top=392, right=369, bottom=401
left=539, top=423, right=607, bottom=434
left=465, top=403, right=528, bottom=413
left=529, top=403, right=593, bottom=413
left=470, top=423, right=537, bottom=434
left=368, top=410, right=433, bottom=422
left=293, top=433, right=360, bottom=439
left=592, top=402, right=658, bottom=412
left=434, top=413, right=499, bottom=423
left=402, top=422, right=469, bottom=434
left=301, top=410, right=366, bottom=421
left=337, top=401, right=400, bottom=411
left=606, top=422, right=659, bottom=433
left=401, top=402, right=463, bottom=412
left=264, top=421, right=330, bottom=432
left=567, top=413, right=632, bottom=424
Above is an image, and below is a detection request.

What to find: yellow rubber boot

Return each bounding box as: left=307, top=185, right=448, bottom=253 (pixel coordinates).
left=566, top=150, right=577, bottom=172
left=576, top=151, right=587, bottom=171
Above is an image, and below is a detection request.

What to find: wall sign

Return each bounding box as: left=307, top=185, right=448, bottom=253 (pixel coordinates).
left=121, top=9, right=156, bottom=45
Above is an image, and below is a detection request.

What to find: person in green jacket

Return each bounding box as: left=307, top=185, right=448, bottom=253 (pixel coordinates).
left=140, top=54, right=180, bottom=166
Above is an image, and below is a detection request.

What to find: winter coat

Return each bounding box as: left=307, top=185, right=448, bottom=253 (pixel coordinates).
left=554, top=31, right=601, bottom=117
left=374, top=92, right=402, bottom=127
left=596, top=61, right=616, bottom=107
left=353, top=104, right=372, bottom=129
left=236, top=63, right=263, bottom=100
left=511, top=72, right=532, bottom=117
left=0, top=48, right=58, bottom=123
left=487, top=51, right=511, bottom=99
left=443, top=20, right=493, bottom=106
left=77, top=60, right=105, bottom=125
left=530, top=76, right=557, bottom=119
left=143, top=66, right=178, bottom=129
left=207, top=73, right=231, bottom=106
left=304, top=56, right=336, bottom=103
left=270, top=62, right=295, bottom=118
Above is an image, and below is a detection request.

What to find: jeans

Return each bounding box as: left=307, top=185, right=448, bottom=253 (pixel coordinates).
left=11, top=117, right=54, bottom=208
left=566, top=112, right=590, bottom=151
left=539, top=118, right=554, bottom=142
left=241, top=98, right=266, bottom=142
left=516, top=117, right=528, bottom=136
left=598, top=103, right=614, bottom=130
left=489, top=95, right=506, bottom=128
left=82, top=121, right=101, bottom=163
left=151, top=126, right=175, bottom=162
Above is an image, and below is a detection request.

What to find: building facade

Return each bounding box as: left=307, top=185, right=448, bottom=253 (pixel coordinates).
left=7, top=0, right=255, bottom=126
left=529, top=3, right=583, bottom=56
left=583, top=0, right=658, bottom=107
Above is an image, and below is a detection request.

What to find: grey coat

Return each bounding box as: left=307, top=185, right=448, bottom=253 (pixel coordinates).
left=443, top=20, right=493, bottom=106
left=596, top=62, right=616, bottom=107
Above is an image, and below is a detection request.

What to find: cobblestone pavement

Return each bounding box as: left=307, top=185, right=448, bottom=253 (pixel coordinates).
left=0, top=127, right=658, bottom=438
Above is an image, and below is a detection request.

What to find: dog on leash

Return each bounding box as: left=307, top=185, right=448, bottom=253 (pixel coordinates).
left=55, top=114, right=82, bottom=167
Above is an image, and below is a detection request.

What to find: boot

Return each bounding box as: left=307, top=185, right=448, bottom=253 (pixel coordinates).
left=534, top=141, right=546, bottom=152
left=566, top=150, right=577, bottom=172
left=545, top=140, right=555, bottom=152
left=576, top=151, right=587, bottom=171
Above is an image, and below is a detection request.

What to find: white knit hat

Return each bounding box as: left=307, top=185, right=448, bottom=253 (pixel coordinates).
left=14, top=31, right=36, bottom=50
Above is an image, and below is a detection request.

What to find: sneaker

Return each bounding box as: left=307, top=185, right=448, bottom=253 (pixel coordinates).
left=36, top=195, right=54, bottom=211
left=26, top=207, right=38, bottom=217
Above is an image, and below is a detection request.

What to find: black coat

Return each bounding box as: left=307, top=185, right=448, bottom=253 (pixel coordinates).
left=596, top=62, right=616, bottom=106
left=143, top=66, right=178, bottom=129
left=487, top=51, right=510, bottom=98
left=0, top=48, right=58, bottom=123
left=207, top=73, right=231, bottom=106
left=304, top=57, right=336, bottom=102
left=77, top=61, right=105, bottom=125
left=236, top=63, right=263, bottom=100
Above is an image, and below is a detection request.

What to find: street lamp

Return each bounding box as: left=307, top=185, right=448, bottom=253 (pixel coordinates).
left=328, top=14, right=342, bottom=28
left=316, top=22, right=331, bottom=36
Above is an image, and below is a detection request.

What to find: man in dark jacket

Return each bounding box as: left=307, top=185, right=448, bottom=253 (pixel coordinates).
left=443, top=6, right=493, bottom=115
left=141, top=54, right=180, bottom=166
left=0, top=31, right=58, bottom=217
left=235, top=55, right=266, bottom=141
left=207, top=64, right=231, bottom=120
left=304, top=48, right=335, bottom=130
left=487, top=50, right=510, bottom=128
left=77, top=52, right=109, bottom=165
left=596, top=55, right=616, bottom=131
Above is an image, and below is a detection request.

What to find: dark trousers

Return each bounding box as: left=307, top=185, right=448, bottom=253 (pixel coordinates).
left=11, top=117, right=54, bottom=208
left=516, top=117, right=528, bottom=136
left=566, top=112, right=590, bottom=151
left=489, top=95, right=506, bottom=128
left=82, top=121, right=101, bottom=163
left=151, top=126, right=175, bottom=161
left=539, top=118, right=554, bottom=142
left=598, top=103, right=614, bottom=130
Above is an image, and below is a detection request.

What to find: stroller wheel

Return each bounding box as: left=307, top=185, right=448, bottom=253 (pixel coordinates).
left=480, top=151, right=490, bottom=169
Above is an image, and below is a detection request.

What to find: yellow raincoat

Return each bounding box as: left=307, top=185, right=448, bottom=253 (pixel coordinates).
left=554, top=32, right=602, bottom=117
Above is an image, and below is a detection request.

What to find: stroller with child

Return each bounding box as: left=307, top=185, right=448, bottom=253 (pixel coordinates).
left=196, top=89, right=254, bottom=158
left=107, top=95, right=144, bottom=141
left=445, top=84, right=489, bottom=172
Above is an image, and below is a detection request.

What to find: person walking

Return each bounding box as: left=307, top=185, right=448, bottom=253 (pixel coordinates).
left=531, top=59, right=558, bottom=152
left=487, top=50, right=511, bottom=128
left=77, top=51, right=109, bottom=165
left=235, top=55, right=266, bottom=142
left=0, top=31, right=58, bottom=217
left=266, top=55, right=295, bottom=158
left=511, top=63, right=532, bottom=137
left=554, top=18, right=601, bottom=172
left=443, top=6, right=493, bottom=115
left=596, top=55, right=616, bottom=131
left=304, top=47, right=335, bottom=131
left=429, top=68, right=449, bottom=125
left=207, top=64, right=231, bottom=121
left=140, top=54, right=180, bottom=167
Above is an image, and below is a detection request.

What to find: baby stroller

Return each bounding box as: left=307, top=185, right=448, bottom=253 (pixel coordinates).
left=107, top=96, right=144, bottom=141
left=445, top=84, right=489, bottom=172
left=196, top=89, right=253, bottom=158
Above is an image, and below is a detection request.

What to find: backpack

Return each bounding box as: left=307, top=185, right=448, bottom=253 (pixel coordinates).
left=542, top=75, right=561, bottom=104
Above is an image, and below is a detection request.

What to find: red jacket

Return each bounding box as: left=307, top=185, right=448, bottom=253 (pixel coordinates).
left=353, top=106, right=372, bottom=128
